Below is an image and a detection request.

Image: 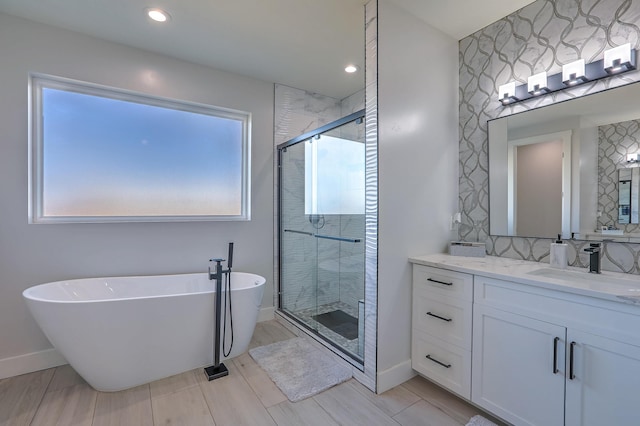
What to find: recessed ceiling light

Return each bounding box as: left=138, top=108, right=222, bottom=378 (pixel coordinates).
left=345, top=65, right=359, bottom=73
left=146, top=8, right=170, bottom=23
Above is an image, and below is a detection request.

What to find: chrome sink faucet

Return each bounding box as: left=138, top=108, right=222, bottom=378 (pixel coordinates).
left=583, top=243, right=601, bottom=274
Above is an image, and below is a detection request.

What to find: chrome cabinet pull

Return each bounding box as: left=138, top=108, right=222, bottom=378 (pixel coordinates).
left=427, top=278, right=453, bottom=286
left=569, top=341, right=576, bottom=380
left=425, top=354, right=451, bottom=369
left=553, top=337, right=560, bottom=374
left=426, top=312, right=452, bottom=322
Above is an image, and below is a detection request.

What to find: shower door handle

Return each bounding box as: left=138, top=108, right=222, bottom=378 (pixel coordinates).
left=315, top=234, right=361, bottom=243
left=284, top=229, right=313, bottom=236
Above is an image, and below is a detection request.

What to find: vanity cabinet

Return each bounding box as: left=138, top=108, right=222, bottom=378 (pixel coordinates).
left=472, top=304, right=566, bottom=425
left=411, top=265, right=473, bottom=399
left=564, top=329, right=640, bottom=426
left=472, top=275, right=640, bottom=426
left=410, top=256, right=640, bottom=425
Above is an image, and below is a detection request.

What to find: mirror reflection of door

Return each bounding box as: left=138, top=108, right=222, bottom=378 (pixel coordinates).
left=618, top=168, right=640, bottom=224
left=619, top=169, right=632, bottom=224
left=514, top=139, right=564, bottom=238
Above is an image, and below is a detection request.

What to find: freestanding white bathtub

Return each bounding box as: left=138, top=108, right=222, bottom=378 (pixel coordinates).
left=23, top=272, right=265, bottom=392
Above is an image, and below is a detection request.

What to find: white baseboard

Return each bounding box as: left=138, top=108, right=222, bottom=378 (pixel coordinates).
left=376, top=359, right=416, bottom=393
left=0, top=348, right=67, bottom=380
left=257, top=306, right=275, bottom=322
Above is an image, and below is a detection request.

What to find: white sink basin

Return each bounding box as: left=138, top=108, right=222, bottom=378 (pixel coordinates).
left=526, top=267, right=640, bottom=295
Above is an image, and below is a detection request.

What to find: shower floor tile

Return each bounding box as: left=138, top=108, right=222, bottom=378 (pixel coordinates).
left=312, top=310, right=358, bottom=340
left=292, top=301, right=361, bottom=358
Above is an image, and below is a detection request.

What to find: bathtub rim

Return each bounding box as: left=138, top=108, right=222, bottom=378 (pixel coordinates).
left=22, top=271, right=266, bottom=304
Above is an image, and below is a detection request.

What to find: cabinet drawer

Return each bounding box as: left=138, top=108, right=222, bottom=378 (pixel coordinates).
left=412, top=329, right=471, bottom=399
left=413, top=265, right=473, bottom=301
left=412, top=290, right=472, bottom=350
left=474, top=275, right=640, bottom=347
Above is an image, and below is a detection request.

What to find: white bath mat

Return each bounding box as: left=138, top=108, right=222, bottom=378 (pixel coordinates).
left=466, top=414, right=499, bottom=426
left=249, top=337, right=352, bottom=402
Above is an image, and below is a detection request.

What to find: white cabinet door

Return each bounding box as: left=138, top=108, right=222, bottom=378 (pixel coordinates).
left=565, top=329, right=640, bottom=426
left=472, top=305, right=566, bottom=426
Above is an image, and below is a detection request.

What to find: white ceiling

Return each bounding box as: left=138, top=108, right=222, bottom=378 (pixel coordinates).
left=0, top=0, right=535, bottom=99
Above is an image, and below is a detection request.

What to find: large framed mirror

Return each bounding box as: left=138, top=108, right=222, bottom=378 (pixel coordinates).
left=489, top=81, right=640, bottom=242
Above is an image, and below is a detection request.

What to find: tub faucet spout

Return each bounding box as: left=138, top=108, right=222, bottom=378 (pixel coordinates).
left=208, top=258, right=230, bottom=281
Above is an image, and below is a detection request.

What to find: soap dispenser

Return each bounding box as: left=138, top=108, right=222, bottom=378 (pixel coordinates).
left=550, top=234, right=568, bottom=269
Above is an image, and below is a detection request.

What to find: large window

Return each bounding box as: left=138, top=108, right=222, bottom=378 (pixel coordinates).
left=29, top=74, right=251, bottom=223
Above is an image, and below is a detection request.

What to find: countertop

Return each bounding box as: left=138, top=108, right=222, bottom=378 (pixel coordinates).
left=409, top=254, right=640, bottom=306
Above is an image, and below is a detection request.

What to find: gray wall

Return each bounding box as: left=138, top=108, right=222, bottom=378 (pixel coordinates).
left=377, top=0, right=459, bottom=386
left=0, top=13, right=274, bottom=377
left=458, top=0, right=640, bottom=273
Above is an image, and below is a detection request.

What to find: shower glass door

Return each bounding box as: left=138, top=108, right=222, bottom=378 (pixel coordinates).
left=278, top=111, right=365, bottom=362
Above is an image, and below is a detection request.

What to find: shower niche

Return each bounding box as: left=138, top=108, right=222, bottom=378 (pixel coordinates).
left=278, top=110, right=366, bottom=362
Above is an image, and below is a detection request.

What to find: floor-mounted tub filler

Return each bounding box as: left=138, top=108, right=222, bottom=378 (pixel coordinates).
left=23, top=271, right=266, bottom=391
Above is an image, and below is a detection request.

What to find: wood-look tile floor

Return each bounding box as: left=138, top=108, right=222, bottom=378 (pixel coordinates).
left=0, top=320, right=505, bottom=426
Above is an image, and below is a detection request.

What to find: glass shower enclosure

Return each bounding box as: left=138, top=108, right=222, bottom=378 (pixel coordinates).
left=278, top=110, right=365, bottom=363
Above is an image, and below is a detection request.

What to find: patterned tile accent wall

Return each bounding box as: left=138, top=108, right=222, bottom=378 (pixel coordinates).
left=459, top=0, right=640, bottom=273
left=488, top=235, right=639, bottom=273
left=598, top=119, right=640, bottom=233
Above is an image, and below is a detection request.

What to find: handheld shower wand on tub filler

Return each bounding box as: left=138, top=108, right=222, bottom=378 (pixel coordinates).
left=204, top=242, right=234, bottom=381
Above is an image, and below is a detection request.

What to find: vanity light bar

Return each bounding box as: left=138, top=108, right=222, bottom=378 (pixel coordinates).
left=499, top=44, right=637, bottom=106
left=527, top=71, right=549, bottom=96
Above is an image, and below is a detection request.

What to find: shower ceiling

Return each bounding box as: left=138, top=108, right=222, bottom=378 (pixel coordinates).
left=0, top=0, right=535, bottom=99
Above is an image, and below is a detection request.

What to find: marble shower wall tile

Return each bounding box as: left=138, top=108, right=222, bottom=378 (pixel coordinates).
left=275, top=84, right=364, bottom=148
left=342, top=89, right=366, bottom=116
left=459, top=0, right=640, bottom=273
left=274, top=84, right=342, bottom=146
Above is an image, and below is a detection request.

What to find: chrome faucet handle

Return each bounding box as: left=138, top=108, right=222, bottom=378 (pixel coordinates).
left=209, top=258, right=225, bottom=263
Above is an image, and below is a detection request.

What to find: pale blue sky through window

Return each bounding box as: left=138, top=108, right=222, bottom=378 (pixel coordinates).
left=42, top=88, right=244, bottom=217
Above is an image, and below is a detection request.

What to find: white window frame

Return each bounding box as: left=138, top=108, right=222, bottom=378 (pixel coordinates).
left=28, top=73, right=251, bottom=223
